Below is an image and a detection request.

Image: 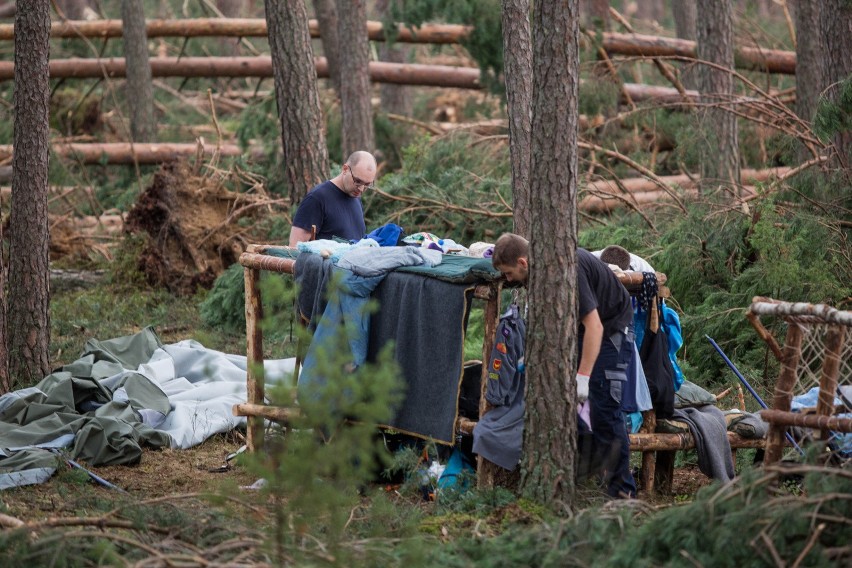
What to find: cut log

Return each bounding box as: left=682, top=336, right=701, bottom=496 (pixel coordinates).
left=0, top=18, right=472, bottom=44
left=0, top=142, right=243, bottom=165
left=0, top=20, right=795, bottom=74
left=0, top=57, right=484, bottom=89
left=600, top=31, right=796, bottom=75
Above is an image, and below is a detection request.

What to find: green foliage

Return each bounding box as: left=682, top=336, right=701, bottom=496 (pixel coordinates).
left=240, top=276, right=409, bottom=565
left=813, top=75, right=852, bottom=147
left=200, top=262, right=297, bottom=346
left=389, top=0, right=505, bottom=92
left=366, top=132, right=512, bottom=243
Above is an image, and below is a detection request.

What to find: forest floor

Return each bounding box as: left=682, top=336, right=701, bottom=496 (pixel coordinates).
left=2, top=432, right=714, bottom=525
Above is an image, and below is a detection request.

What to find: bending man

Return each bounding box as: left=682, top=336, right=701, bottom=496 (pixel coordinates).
left=289, top=151, right=377, bottom=246
left=492, top=233, right=636, bottom=498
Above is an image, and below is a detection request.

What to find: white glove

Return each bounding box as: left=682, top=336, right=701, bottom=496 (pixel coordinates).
left=576, top=373, right=590, bottom=403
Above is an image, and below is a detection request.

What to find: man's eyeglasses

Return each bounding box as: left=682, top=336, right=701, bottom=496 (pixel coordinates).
left=348, top=168, right=375, bottom=190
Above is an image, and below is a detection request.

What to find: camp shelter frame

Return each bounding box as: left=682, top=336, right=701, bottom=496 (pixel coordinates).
left=232, top=244, right=508, bottom=484
left=746, top=297, right=852, bottom=464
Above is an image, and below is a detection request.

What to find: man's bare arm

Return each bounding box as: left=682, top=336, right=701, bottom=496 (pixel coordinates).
left=289, top=226, right=313, bottom=247
left=578, top=309, right=603, bottom=376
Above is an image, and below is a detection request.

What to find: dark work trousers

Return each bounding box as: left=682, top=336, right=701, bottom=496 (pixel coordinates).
left=581, top=326, right=637, bottom=498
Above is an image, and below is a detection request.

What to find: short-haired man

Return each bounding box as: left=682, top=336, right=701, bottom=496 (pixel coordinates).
left=492, top=233, right=637, bottom=498
left=289, top=151, right=377, bottom=247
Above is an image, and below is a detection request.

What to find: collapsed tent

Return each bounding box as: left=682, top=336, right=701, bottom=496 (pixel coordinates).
left=0, top=327, right=294, bottom=489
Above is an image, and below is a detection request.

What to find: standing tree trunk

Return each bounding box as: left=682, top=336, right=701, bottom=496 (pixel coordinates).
left=336, top=0, right=374, bottom=159
left=672, top=0, right=698, bottom=90
left=313, top=0, right=341, bottom=96
left=502, top=0, right=533, bottom=239
left=794, top=0, right=820, bottom=161
left=820, top=0, right=852, bottom=169
left=0, top=201, right=8, bottom=392
left=520, top=0, right=580, bottom=512
left=8, top=0, right=51, bottom=389
left=696, top=0, right=740, bottom=192
left=265, top=0, right=328, bottom=205
left=121, top=0, right=156, bottom=143
left=375, top=0, right=411, bottom=116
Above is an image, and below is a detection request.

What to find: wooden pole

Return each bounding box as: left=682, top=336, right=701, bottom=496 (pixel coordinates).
left=0, top=57, right=483, bottom=88
left=0, top=21, right=798, bottom=74
left=764, top=323, right=803, bottom=464
left=0, top=142, right=242, bottom=165
left=816, top=325, right=846, bottom=441
left=600, top=31, right=796, bottom=75
left=0, top=18, right=473, bottom=44
left=244, top=266, right=265, bottom=452
left=760, top=409, right=852, bottom=432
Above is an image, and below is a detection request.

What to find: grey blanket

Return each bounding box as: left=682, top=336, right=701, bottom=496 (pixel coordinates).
left=296, top=253, right=472, bottom=444
left=673, top=405, right=736, bottom=481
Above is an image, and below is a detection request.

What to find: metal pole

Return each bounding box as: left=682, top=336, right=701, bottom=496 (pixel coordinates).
left=705, top=335, right=804, bottom=455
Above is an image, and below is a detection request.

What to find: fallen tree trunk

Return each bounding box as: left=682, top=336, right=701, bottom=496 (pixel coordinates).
left=0, top=57, right=485, bottom=89
left=601, top=31, right=796, bottom=75
left=0, top=56, right=698, bottom=102
left=0, top=142, right=243, bottom=165
left=0, top=19, right=795, bottom=74
left=0, top=18, right=472, bottom=44
left=578, top=167, right=789, bottom=213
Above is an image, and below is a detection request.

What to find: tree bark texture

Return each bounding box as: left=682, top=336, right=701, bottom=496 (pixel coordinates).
left=794, top=0, right=821, bottom=125
left=501, top=0, right=533, bottom=239
left=672, top=0, right=698, bottom=90
left=121, top=0, right=156, bottom=142
left=820, top=0, right=852, bottom=168
left=8, top=0, right=51, bottom=389
left=336, top=0, right=374, bottom=159
left=696, top=0, right=740, bottom=191
left=313, top=0, right=341, bottom=95
left=0, top=201, right=8, bottom=392
left=521, top=0, right=580, bottom=511
left=376, top=0, right=411, bottom=116
left=264, top=0, right=328, bottom=205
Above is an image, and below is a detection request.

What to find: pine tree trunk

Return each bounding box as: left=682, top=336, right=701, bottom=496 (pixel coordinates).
left=376, top=0, right=411, bottom=116
left=795, top=0, right=821, bottom=161
left=502, top=0, right=532, bottom=239
left=264, top=0, right=328, bottom=205
left=696, top=0, right=740, bottom=192
left=121, top=0, right=156, bottom=142
left=672, top=0, right=698, bottom=90
left=8, top=0, right=51, bottom=389
left=313, top=0, right=341, bottom=95
left=0, top=207, right=8, bottom=392
left=820, top=0, right=852, bottom=169
left=336, top=0, right=374, bottom=159
left=521, top=0, right=580, bottom=512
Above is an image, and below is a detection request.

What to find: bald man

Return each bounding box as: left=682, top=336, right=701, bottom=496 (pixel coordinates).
left=289, top=151, right=377, bottom=247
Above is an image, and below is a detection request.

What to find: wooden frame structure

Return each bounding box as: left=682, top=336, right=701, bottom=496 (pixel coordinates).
left=746, top=297, right=852, bottom=464
left=232, top=246, right=768, bottom=494
left=232, top=245, right=505, bottom=467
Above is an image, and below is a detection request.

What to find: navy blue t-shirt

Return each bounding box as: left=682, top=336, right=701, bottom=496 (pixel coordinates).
left=292, top=180, right=366, bottom=242
left=577, top=248, right=632, bottom=338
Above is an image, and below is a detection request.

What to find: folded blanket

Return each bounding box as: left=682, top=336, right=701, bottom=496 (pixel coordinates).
left=673, top=405, right=735, bottom=481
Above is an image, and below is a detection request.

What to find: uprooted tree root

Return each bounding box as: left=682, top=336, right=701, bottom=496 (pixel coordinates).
left=125, top=159, right=286, bottom=295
